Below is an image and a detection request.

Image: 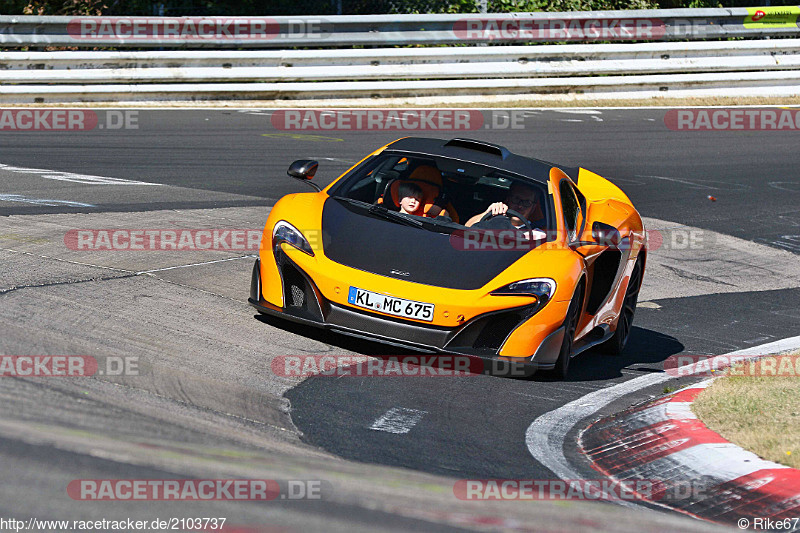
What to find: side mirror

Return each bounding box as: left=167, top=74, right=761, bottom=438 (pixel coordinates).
left=569, top=222, right=621, bottom=257
left=591, top=221, right=621, bottom=247
left=287, top=160, right=321, bottom=191
left=288, top=159, right=318, bottom=180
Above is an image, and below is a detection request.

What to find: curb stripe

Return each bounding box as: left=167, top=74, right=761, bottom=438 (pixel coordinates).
left=525, top=335, right=800, bottom=523
left=585, top=419, right=729, bottom=472
left=582, top=382, right=799, bottom=525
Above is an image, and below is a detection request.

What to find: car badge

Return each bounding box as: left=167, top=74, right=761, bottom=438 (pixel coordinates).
left=390, top=269, right=411, bottom=277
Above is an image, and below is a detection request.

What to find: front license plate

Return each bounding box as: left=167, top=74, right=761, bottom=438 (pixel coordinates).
left=348, top=287, right=434, bottom=322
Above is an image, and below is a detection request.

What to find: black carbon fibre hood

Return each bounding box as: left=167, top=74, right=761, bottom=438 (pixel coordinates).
left=321, top=198, right=526, bottom=290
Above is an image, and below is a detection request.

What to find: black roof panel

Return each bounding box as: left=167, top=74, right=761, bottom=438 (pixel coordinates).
left=384, top=137, right=576, bottom=184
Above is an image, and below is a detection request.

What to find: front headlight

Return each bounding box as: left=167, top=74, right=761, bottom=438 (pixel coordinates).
left=272, top=220, right=314, bottom=256
left=491, top=278, right=556, bottom=304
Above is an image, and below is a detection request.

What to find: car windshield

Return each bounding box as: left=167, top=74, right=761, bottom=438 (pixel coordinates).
left=328, top=152, right=554, bottom=235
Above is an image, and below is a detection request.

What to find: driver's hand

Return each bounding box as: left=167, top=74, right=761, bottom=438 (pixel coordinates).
left=486, top=202, right=508, bottom=216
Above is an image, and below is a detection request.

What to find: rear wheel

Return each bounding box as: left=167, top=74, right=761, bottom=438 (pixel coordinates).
left=600, top=257, right=643, bottom=355
left=551, top=284, right=583, bottom=379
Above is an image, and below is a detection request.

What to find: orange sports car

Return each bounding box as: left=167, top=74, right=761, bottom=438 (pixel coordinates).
left=249, top=137, right=646, bottom=378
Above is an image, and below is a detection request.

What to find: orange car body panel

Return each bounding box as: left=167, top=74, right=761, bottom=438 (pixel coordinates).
left=256, top=140, right=646, bottom=360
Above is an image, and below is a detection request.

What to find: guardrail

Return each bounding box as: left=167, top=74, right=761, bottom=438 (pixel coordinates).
left=2, top=40, right=799, bottom=82
left=1, top=9, right=799, bottom=48
left=1, top=11, right=799, bottom=102
left=1, top=39, right=799, bottom=102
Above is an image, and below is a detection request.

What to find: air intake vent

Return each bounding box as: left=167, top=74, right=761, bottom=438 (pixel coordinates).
left=279, top=259, right=324, bottom=321
left=444, top=138, right=510, bottom=159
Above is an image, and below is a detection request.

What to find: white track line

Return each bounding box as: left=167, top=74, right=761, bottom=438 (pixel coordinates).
left=137, top=255, right=255, bottom=274
left=0, top=193, right=95, bottom=207
left=524, top=335, right=800, bottom=505
left=0, top=162, right=161, bottom=186
left=370, top=407, right=427, bottom=435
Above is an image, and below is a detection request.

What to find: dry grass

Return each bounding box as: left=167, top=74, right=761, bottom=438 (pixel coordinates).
left=692, top=354, right=800, bottom=469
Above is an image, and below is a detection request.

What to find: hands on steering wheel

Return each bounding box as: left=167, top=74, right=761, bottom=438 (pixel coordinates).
left=478, top=203, right=533, bottom=233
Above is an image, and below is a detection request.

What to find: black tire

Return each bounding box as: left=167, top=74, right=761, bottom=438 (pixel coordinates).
left=551, top=284, right=583, bottom=380
left=600, top=257, right=643, bottom=355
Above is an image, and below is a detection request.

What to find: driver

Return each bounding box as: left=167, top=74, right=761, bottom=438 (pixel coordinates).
left=465, top=182, right=543, bottom=232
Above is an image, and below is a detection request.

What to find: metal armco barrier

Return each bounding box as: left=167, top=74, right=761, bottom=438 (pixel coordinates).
left=1, top=9, right=799, bottom=48
left=1, top=10, right=799, bottom=102
left=2, top=40, right=799, bottom=83
left=2, top=69, right=800, bottom=102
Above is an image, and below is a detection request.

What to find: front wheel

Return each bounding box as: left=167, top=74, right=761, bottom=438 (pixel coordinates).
left=600, top=257, right=643, bottom=355
left=551, top=284, right=583, bottom=380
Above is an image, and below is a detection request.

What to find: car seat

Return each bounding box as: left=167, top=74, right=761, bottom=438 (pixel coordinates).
left=378, top=165, right=459, bottom=223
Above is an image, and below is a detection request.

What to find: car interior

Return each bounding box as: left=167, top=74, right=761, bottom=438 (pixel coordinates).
left=331, top=153, right=552, bottom=233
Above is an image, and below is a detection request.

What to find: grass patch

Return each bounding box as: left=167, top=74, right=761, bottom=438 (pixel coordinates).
left=692, top=354, right=800, bottom=469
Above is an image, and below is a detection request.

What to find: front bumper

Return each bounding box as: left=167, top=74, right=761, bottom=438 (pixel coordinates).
left=249, top=255, right=565, bottom=375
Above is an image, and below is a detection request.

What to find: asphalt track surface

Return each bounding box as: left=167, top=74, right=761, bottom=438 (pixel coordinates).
left=2, top=108, right=798, bottom=253
left=1, top=108, right=799, bottom=532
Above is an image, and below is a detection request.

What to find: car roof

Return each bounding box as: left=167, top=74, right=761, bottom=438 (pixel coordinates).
left=384, top=137, right=578, bottom=184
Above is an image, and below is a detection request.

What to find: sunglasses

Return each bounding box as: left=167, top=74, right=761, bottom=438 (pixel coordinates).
left=508, top=195, right=534, bottom=208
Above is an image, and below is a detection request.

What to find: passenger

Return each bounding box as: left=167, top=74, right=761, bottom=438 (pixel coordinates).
left=397, top=181, right=424, bottom=216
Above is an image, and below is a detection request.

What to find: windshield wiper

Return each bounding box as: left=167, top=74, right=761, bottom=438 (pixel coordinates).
left=367, top=204, right=424, bottom=228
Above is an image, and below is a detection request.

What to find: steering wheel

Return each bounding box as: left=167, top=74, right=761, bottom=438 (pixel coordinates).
left=479, top=208, right=534, bottom=234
